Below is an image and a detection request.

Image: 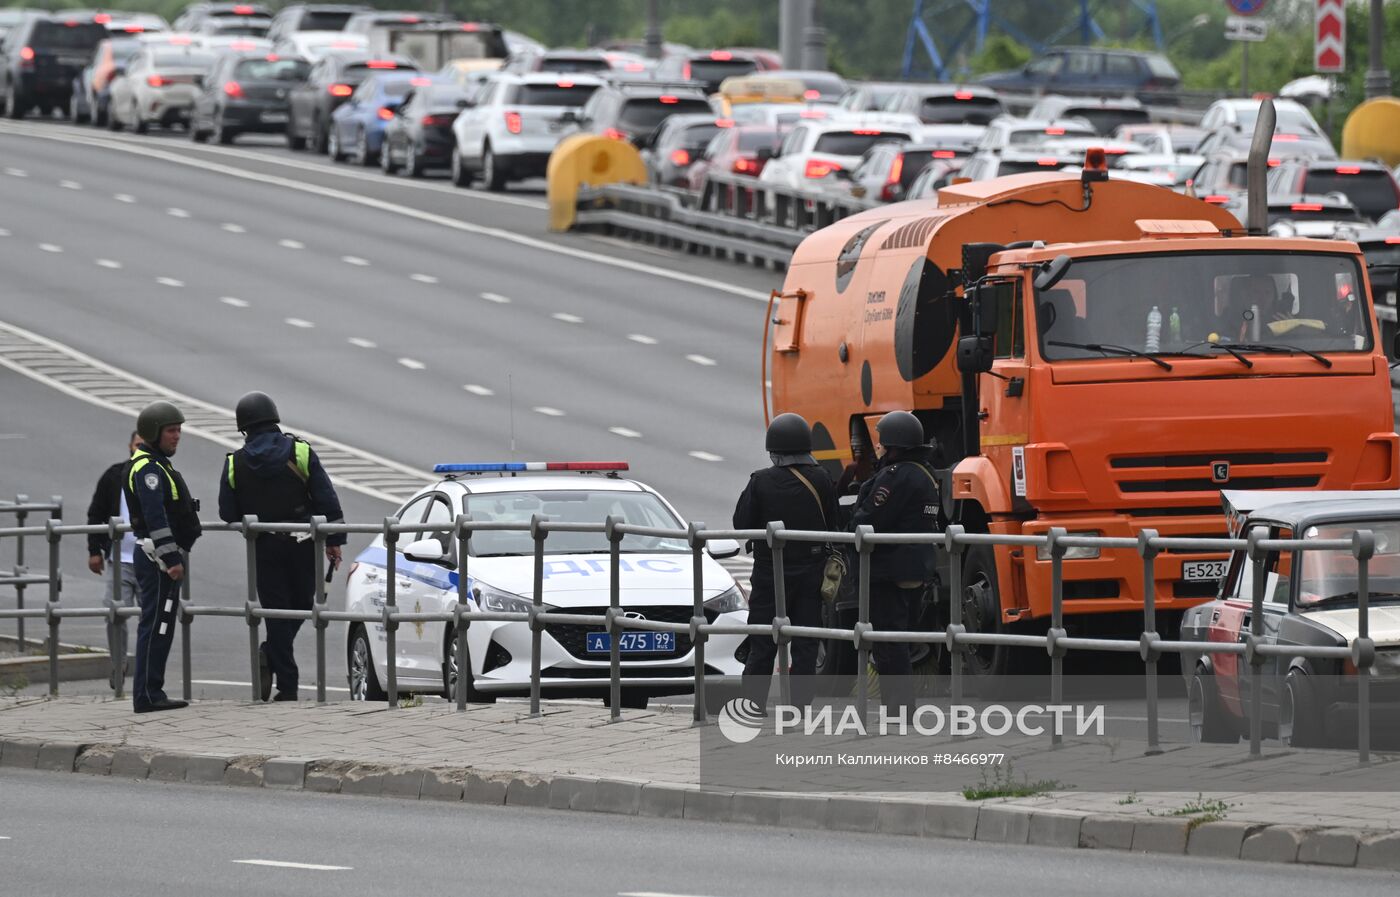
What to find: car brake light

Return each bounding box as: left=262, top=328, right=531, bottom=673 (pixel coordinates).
left=147, top=75, right=168, bottom=88
left=377, top=106, right=395, bottom=121
left=1336, top=165, right=1361, bottom=175
left=460, top=22, right=479, bottom=31
left=1045, top=126, right=1065, bottom=135
left=64, top=20, right=79, bottom=27
left=402, top=15, right=420, bottom=23
left=603, top=127, right=626, bottom=141
left=422, top=114, right=455, bottom=127
left=659, top=95, right=678, bottom=104
left=366, top=60, right=397, bottom=69
left=557, top=80, right=574, bottom=88
left=328, top=83, right=352, bottom=97
left=1037, top=157, right=1059, bottom=166
left=223, top=81, right=243, bottom=98
left=682, top=62, right=691, bottom=80
left=803, top=89, right=820, bottom=100
left=670, top=148, right=690, bottom=166
left=733, top=157, right=760, bottom=174
left=888, top=154, right=905, bottom=185
left=123, top=25, right=144, bottom=32
left=19, top=46, right=34, bottom=63
left=710, top=50, right=732, bottom=61
left=1290, top=203, right=1323, bottom=211
left=233, top=5, right=255, bottom=13
left=1268, top=158, right=1281, bottom=167
left=933, top=150, right=956, bottom=159
left=852, top=129, right=882, bottom=135
left=1203, top=194, right=1230, bottom=204
left=805, top=158, right=841, bottom=178
left=94, top=13, right=111, bottom=23
left=1386, top=236, right=1400, bottom=245
left=410, top=76, right=431, bottom=87
left=1274, top=133, right=1299, bottom=141
left=954, top=89, right=973, bottom=100
left=1103, top=147, right=1128, bottom=154
left=504, top=111, right=522, bottom=133
left=715, top=118, right=733, bottom=127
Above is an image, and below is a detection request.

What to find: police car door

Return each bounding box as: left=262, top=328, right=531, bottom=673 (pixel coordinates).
left=407, top=493, right=458, bottom=674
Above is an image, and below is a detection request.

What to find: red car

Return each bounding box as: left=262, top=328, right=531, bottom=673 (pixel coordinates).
left=686, top=124, right=784, bottom=191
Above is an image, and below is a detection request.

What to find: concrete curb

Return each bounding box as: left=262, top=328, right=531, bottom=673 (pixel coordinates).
left=2, top=736, right=1394, bottom=870
left=0, top=635, right=115, bottom=685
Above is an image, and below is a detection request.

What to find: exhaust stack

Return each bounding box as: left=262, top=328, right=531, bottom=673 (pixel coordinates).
left=1245, top=97, right=1276, bottom=235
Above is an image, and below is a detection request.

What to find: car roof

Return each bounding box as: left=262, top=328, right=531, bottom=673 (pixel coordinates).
left=516, top=71, right=603, bottom=86
left=431, top=474, right=652, bottom=497
left=1223, top=490, right=1400, bottom=531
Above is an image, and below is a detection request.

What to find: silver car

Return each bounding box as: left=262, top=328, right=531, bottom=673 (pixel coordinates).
left=107, top=45, right=215, bottom=132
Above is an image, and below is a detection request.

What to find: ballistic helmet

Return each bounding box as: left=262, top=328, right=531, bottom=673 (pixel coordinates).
left=875, top=410, right=924, bottom=450
left=765, top=413, right=812, bottom=453
left=235, top=391, right=280, bottom=432
left=136, top=401, right=185, bottom=445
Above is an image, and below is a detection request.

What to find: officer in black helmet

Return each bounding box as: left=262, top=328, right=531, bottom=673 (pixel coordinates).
left=733, top=413, right=837, bottom=709
left=125, top=401, right=201, bottom=713
left=218, top=392, right=345, bottom=702
left=851, top=410, right=939, bottom=718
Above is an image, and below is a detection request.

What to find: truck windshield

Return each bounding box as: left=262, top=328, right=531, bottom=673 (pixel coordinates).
left=1298, top=521, right=1400, bottom=607
left=1035, top=251, right=1372, bottom=361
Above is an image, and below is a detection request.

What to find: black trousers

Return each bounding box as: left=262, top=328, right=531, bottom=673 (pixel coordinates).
left=742, top=562, right=823, bottom=708
left=132, top=551, right=181, bottom=710
left=255, top=535, right=315, bottom=694
left=870, top=583, right=918, bottom=716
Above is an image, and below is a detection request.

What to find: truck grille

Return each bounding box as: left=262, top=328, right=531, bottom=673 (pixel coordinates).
left=1111, top=450, right=1327, bottom=497
left=544, top=605, right=693, bottom=660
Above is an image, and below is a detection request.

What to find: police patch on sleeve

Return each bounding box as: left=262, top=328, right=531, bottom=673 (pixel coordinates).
left=144, top=472, right=161, bottom=491
left=872, top=485, right=891, bottom=506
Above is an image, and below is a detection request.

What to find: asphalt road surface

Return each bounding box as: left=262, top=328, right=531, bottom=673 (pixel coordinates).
left=4, top=768, right=1396, bottom=896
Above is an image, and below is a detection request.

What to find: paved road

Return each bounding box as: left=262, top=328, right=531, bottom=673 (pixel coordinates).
left=3, top=768, right=1395, bottom=896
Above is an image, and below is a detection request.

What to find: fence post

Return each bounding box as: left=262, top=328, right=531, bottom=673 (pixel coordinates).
left=1353, top=529, right=1375, bottom=765
left=242, top=515, right=262, bottom=703
left=14, top=494, right=27, bottom=650
left=767, top=520, right=792, bottom=708
left=383, top=517, right=400, bottom=708
left=45, top=517, right=60, bottom=697
left=311, top=516, right=327, bottom=706
left=1246, top=527, right=1266, bottom=757
left=945, top=525, right=966, bottom=706
left=1046, top=527, right=1066, bottom=749
left=180, top=551, right=192, bottom=702
left=606, top=515, right=622, bottom=721
left=1137, top=529, right=1162, bottom=755
left=688, top=522, right=708, bottom=725
left=854, top=524, right=873, bottom=721
left=528, top=513, right=544, bottom=718
left=107, top=515, right=124, bottom=697
left=455, top=514, right=472, bottom=712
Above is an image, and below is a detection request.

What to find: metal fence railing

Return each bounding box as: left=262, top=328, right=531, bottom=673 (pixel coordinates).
left=0, top=496, right=63, bottom=652
left=0, top=509, right=1390, bottom=764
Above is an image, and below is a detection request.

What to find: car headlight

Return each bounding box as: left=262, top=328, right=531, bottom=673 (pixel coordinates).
left=1036, top=532, right=1101, bottom=561
left=474, top=585, right=547, bottom=615
left=704, top=585, right=747, bottom=614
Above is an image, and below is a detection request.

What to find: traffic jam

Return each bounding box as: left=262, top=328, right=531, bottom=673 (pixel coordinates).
left=4, top=3, right=1400, bottom=748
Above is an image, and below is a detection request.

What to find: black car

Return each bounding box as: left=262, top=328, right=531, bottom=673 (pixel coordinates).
left=643, top=113, right=731, bottom=187
left=652, top=49, right=757, bottom=94
left=0, top=13, right=106, bottom=119
left=380, top=79, right=469, bottom=177
left=266, top=3, right=368, bottom=42
left=191, top=51, right=310, bottom=144
left=285, top=50, right=417, bottom=151
left=576, top=80, right=712, bottom=148
left=977, top=46, right=1180, bottom=96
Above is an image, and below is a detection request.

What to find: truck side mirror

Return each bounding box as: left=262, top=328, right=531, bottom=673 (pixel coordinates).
left=1034, top=253, right=1072, bottom=291
left=956, top=335, right=994, bottom=374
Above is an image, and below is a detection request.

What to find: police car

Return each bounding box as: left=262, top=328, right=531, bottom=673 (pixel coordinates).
left=344, top=462, right=749, bottom=709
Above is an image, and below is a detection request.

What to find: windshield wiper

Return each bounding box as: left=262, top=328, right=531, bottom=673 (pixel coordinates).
left=1229, top=342, right=1333, bottom=368
left=1046, top=340, right=1205, bottom=371
left=1201, top=342, right=1254, bottom=368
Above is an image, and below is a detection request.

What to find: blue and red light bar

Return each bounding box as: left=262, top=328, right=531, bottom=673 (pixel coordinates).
left=433, top=462, right=630, bottom=474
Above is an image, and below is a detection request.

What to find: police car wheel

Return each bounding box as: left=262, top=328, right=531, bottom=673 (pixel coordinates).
left=441, top=627, right=494, bottom=704
left=1280, top=668, right=1322, bottom=748
left=347, top=626, right=387, bottom=702
left=1188, top=664, right=1237, bottom=744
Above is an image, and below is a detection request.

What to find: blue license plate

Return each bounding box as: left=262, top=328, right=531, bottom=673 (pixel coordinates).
left=585, top=631, right=675, bottom=653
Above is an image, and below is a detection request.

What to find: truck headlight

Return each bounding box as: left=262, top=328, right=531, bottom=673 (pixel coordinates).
left=475, top=585, right=547, bottom=615
left=1036, top=533, right=1101, bottom=561
left=704, top=586, right=747, bottom=614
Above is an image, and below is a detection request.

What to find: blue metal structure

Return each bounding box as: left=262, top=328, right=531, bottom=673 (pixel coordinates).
left=901, top=0, right=1164, bottom=80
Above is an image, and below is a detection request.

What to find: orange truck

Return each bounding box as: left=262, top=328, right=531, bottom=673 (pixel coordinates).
left=767, top=157, right=1398, bottom=680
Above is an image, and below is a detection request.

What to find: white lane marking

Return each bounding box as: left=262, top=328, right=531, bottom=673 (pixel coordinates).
left=59, top=179, right=82, bottom=190
left=3, top=167, right=26, bottom=177
left=462, top=384, right=494, bottom=396
left=167, top=207, right=190, bottom=218
left=533, top=406, right=565, bottom=417
left=409, top=273, right=438, bottom=284
left=619, top=892, right=728, bottom=897
left=279, top=238, right=304, bottom=249
left=609, top=427, right=642, bottom=439
left=38, top=243, right=62, bottom=253
left=113, top=193, right=135, bottom=203
left=628, top=334, right=658, bottom=345
left=156, top=277, right=184, bottom=288
left=220, top=297, right=250, bottom=308
left=190, top=679, right=350, bottom=693
left=0, top=125, right=767, bottom=302
left=285, top=318, right=314, bottom=329
left=397, top=358, right=426, bottom=370
left=480, top=291, right=510, bottom=304
left=95, top=259, right=122, bottom=269
left=221, top=222, right=246, bottom=233
left=348, top=337, right=376, bottom=348
left=0, top=228, right=11, bottom=237
left=685, top=354, right=717, bottom=366
left=232, top=860, right=351, bottom=872
left=688, top=451, right=724, bottom=462
left=341, top=255, right=369, bottom=266
left=552, top=312, right=583, bottom=324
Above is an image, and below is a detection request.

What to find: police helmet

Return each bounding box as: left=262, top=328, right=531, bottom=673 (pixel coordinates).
left=235, top=391, right=280, bottom=432
left=136, top=401, right=185, bottom=445
left=875, top=410, right=924, bottom=450
left=765, top=413, right=812, bottom=453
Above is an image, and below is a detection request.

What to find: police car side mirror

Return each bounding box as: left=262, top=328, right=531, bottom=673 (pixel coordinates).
left=956, top=335, right=994, bottom=374
left=402, top=538, right=445, bottom=563
left=706, top=538, right=742, bottom=560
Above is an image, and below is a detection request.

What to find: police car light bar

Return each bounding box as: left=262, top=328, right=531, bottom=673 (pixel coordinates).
left=433, top=462, right=630, bottom=474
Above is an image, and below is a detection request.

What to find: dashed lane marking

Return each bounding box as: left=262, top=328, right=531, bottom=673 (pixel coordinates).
left=285, top=318, right=314, bottom=328
left=348, top=337, right=376, bottom=348
left=552, top=312, right=583, bottom=324
left=0, top=228, right=11, bottom=237
left=688, top=451, right=723, bottom=462
left=533, top=406, right=565, bottom=417
left=113, top=193, right=135, bottom=203
left=167, top=207, right=190, bottom=218
left=156, top=277, right=184, bottom=287
left=409, top=273, right=438, bottom=284
left=341, top=255, right=370, bottom=266
left=95, top=259, right=122, bottom=269
left=3, top=167, right=26, bottom=177
left=221, top=222, right=246, bottom=233
left=685, top=354, right=717, bottom=366
left=59, top=179, right=82, bottom=190
left=38, top=243, right=62, bottom=253
left=220, top=297, right=249, bottom=308
left=232, top=860, right=352, bottom=872
left=397, top=358, right=426, bottom=370
left=628, top=334, right=658, bottom=345
left=480, top=291, right=510, bottom=304
left=609, top=427, right=642, bottom=438
left=463, top=384, right=493, bottom=396
left=279, top=238, right=304, bottom=249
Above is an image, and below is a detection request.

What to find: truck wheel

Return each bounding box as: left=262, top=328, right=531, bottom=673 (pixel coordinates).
left=347, top=625, right=387, bottom=702
left=960, top=543, right=1035, bottom=691
left=1280, top=668, right=1322, bottom=748
left=1188, top=663, right=1237, bottom=743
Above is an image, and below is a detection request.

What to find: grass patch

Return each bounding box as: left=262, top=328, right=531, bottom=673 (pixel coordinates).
left=1117, top=792, right=1140, bottom=805
left=1149, top=793, right=1232, bottom=828
left=398, top=695, right=423, bottom=709
left=962, top=763, right=1062, bottom=801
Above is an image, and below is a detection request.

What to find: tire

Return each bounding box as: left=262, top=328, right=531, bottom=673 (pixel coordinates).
left=93, top=100, right=107, bottom=127
left=380, top=137, right=399, bottom=174
left=347, top=625, right=388, bottom=702
left=355, top=129, right=374, bottom=167
left=311, top=117, right=328, bottom=154
left=5, top=90, right=25, bottom=120
left=286, top=128, right=306, bottom=151
left=405, top=144, right=424, bottom=178
left=480, top=143, right=505, bottom=191
left=1188, top=664, right=1238, bottom=743
left=69, top=95, right=89, bottom=124
left=107, top=106, right=122, bottom=131
left=1280, top=668, right=1323, bottom=748
left=327, top=125, right=345, bottom=162
left=959, top=542, right=1045, bottom=696
left=190, top=124, right=208, bottom=143
left=450, top=148, right=471, bottom=187
left=133, top=111, right=148, bottom=135
left=440, top=626, right=495, bottom=704
left=214, top=122, right=236, bottom=145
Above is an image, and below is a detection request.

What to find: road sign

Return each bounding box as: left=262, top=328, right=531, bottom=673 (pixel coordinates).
left=1225, top=15, right=1268, bottom=42
left=1315, top=0, right=1345, bottom=73
left=1226, top=0, right=1268, bottom=16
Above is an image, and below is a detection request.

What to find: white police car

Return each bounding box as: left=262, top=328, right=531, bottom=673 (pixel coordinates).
left=344, top=462, right=749, bottom=709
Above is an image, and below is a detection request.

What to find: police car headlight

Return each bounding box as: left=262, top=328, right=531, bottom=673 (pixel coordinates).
left=704, top=586, right=747, bottom=614
left=476, top=585, right=546, bottom=615
left=1036, top=533, right=1101, bottom=561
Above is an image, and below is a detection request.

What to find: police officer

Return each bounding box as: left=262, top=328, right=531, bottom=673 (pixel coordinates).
left=733, top=413, right=837, bottom=709
left=851, top=410, right=938, bottom=717
left=219, top=392, right=345, bottom=702
left=125, top=402, right=201, bottom=713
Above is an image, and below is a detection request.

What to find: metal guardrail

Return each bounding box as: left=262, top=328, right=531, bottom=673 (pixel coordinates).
left=0, top=496, right=63, bottom=651
left=0, top=509, right=1391, bottom=763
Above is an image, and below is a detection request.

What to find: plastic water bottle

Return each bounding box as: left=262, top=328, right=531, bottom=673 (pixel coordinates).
left=1168, top=307, right=1181, bottom=344
left=1145, top=305, right=1162, bottom=352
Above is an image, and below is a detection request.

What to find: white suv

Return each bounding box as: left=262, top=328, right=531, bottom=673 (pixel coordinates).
left=758, top=118, right=913, bottom=189
left=450, top=72, right=602, bottom=190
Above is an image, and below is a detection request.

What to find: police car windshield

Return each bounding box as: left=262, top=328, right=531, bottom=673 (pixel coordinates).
left=1298, top=522, right=1400, bottom=607
left=464, top=490, right=688, bottom=556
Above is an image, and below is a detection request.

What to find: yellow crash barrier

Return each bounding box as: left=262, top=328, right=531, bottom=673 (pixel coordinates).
left=1341, top=97, right=1400, bottom=168
left=546, top=134, right=648, bottom=232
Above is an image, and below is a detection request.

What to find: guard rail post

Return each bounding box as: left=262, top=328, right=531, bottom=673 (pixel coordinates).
left=1353, top=530, right=1376, bottom=765
left=528, top=513, right=545, bottom=718
left=1137, top=529, right=1162, bottom=754
left=1046, top=527, right=1066, bottom=749
left=945, top=525, right=966, bottom=706
left=688, top=522, right=708, bottom=725
left=383, top=516, right=400, bottom=708
left=179, top=551, right=192, bottom=702
left=107, top=515, right=124, bottom=697
left=242, top=515, right=262, bottom=703
left=454, top=514, right=472, bottom=712
left=768, top=521, right=792, bottom=708
left=1246, top=527, right=1266, bottom=757
left=45, top=517, right=60, bottom=696
left=854, top=524, right=873, bottom=721
left=13, top=494, right=28, bottom=649
left=606, top=515, right=622, bottom=722
left=310, top=516, right=327, bottom=706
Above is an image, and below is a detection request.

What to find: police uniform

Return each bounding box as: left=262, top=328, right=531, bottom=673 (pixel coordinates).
left=124, top=441, right=201, bottom=712
left=851, top=444, right=939, bottom=714
left=219, top=422, right=344, bottom=700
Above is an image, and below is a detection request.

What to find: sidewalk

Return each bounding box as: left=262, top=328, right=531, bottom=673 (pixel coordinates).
left=2, top=695, right=1399, bottom=871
